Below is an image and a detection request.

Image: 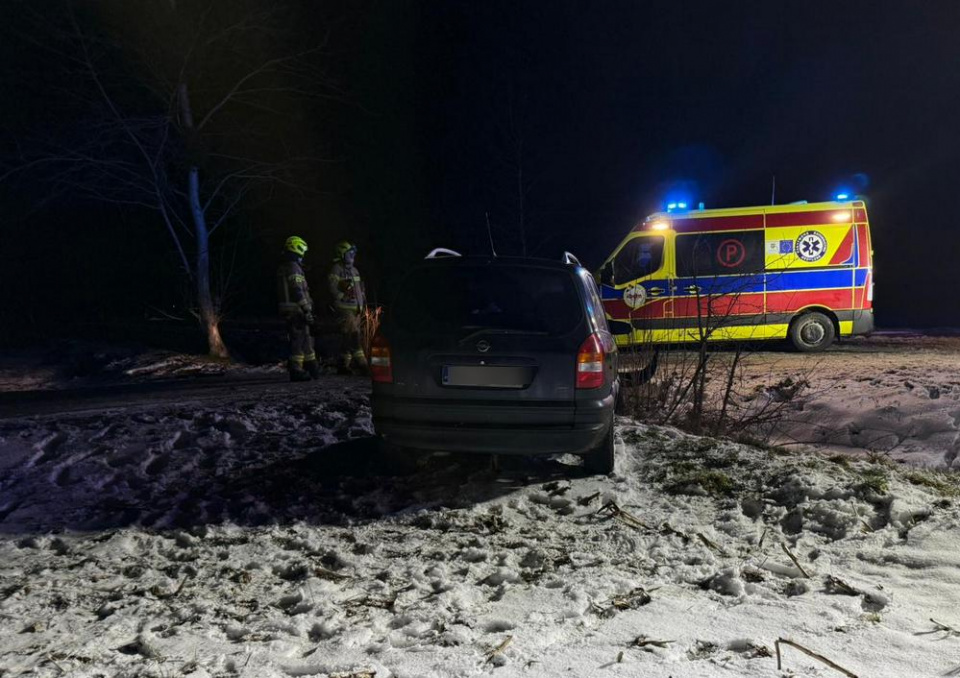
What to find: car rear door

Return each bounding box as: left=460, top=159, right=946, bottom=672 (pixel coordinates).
left=386, top=263, right=585, bottom=427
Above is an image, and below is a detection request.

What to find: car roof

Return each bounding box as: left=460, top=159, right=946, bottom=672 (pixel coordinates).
left=414, top=255, right=586, bottom=273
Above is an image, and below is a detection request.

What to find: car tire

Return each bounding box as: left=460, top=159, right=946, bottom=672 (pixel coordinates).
left=583, top=417, right=615, bottom=475
left=789, top=312, right=835, bottom=352
left=377, top=436, right=419, bottom=475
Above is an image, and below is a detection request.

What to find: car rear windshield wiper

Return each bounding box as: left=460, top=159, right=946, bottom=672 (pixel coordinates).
left=457, top=327, right=549, bottom=345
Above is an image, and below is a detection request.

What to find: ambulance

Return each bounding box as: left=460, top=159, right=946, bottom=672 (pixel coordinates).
left=597, top=200, right=874, bottom=352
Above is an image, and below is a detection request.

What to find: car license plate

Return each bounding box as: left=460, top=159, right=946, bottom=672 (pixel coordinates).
left=442, top=365, right=531, bottom=388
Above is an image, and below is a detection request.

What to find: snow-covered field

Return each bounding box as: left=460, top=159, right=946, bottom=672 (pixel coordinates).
left=2, top=364, right=960, bottom=677
left=737, top=334, right=960, bottom=468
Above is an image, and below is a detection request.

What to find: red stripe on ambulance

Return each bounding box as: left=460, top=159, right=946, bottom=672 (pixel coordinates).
left=672, top=293, right=766, bottom=319
left=766, top=210, right=842, bottom=228
left=765, top=289, right=854, bottom=313
left=828, top=227, right=855, bottom=265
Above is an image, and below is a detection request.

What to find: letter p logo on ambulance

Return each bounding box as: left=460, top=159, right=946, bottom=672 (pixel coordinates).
left=796, top=231, right=828, bottom=262
left=716, top=239, right=746, bottom=268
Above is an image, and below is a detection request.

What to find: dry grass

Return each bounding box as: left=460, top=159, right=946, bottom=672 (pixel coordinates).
left=359, top=305, right=383, bottom=360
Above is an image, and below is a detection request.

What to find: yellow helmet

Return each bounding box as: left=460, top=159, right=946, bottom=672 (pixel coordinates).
left=285, top=236, right=308, bottom=256
left=333, top=240, right=356, bottom=261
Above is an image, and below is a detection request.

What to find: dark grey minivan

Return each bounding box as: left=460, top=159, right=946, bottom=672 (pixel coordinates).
left=370, top=249, right=619, bottom=474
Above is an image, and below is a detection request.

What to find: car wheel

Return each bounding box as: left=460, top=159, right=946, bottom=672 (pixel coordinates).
left=789, top=312, right=835, bottom=352
left=377, top=436, right=420, bottom=474
left=583, top=417, right=615, bottom=475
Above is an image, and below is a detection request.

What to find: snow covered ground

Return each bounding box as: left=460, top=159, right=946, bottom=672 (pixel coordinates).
left=737, top=334, right=960, bottom=468
left=2, top=370, right=960, bottom=677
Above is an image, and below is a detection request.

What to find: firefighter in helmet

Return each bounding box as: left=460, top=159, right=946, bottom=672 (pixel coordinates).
left=328, top=241, right=368, bottom=374
left=277, top=236, right=321, bottom=381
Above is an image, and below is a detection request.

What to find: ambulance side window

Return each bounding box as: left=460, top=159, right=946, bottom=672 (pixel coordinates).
left=613, top=236, right=664, bottom=283
left=676, top=231, right=764, bottom=277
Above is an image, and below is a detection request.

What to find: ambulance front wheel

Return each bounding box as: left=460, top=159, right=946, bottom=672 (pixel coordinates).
left=789, top=312, right=835, bottom=352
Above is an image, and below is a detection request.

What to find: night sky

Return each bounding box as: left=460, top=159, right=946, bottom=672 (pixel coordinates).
left=2, top=1, right=960, bottom=342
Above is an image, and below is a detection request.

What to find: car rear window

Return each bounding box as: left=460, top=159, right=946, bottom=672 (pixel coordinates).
left=393, top=265, right=583, bottom=336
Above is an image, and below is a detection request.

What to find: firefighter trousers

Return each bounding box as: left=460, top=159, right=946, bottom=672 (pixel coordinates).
left=336, top=309, right=366, bottom=369
left=285, top=315, right=316, bottom=369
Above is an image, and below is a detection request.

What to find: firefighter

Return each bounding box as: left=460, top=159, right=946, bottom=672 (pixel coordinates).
left=328, top=241, right=368, bottom=375
left=277, top=235, right=321, bottom=381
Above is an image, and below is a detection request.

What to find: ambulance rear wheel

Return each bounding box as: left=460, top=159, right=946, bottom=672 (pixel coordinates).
left=789, top=312, right=835, bottom=352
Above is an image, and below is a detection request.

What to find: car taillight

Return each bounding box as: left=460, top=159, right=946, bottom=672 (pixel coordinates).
left=576, top=333, right=605, bottom=389
left=370, top=334, right=392, bottom=383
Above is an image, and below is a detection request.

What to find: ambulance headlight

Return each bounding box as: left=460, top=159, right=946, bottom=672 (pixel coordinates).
left=650, top=220, right=669, bottom=231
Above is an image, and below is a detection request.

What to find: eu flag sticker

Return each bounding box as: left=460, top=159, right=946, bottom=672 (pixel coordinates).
left=779, top=240, right=794, bottom=254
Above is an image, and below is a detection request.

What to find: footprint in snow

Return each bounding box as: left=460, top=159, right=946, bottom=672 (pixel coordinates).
left=144, top=454, right=169, bottom=476
left=30, top=432, right=67, bottom=466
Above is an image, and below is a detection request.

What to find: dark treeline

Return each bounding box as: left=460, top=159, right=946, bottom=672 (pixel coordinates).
left=2, top=1, right=959, bottom=347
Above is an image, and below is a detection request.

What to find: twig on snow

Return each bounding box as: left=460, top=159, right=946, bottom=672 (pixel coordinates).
left=578, top=491, right=601, bottom=506
left=314, top=565, right=351, bottom=581
left=930, top=618, right=960, bottom=636
left=824, top=575, right=859, bottom=596
left=484, top=635, right=513, bottom=663
left=151, top=575, right=188, bottom=600
left=780, top=542, right=811, bottom=578
left=775, top=638, right=859, bottom=678
left=697, top=532, right=728, bottom=556
left=634, top=635, right=674, bottom=649
left=597, top=502, right=652, bottom=530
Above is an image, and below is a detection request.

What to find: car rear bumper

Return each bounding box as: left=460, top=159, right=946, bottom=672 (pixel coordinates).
left=371, top=392, right=615, bottom=455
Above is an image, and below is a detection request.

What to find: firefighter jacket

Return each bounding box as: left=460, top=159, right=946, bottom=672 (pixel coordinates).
left=328, top=261, right=365, bottom=312
left=277, top=255, right=313, bottom=317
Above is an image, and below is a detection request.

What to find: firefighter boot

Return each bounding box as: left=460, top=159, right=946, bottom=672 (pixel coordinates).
left=288, top=359, right=311, bottom=382
left=350, top=350, right=369, bottom=376
left=336, top=353, right=353, bottom=375
left=303, top=358, right=322, bottom=380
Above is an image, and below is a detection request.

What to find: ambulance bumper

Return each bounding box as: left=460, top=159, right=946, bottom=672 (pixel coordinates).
left=852, top=310, right=874, bottom=336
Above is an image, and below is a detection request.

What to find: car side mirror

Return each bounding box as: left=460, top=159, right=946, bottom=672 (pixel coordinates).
left=599, top=262, right=614, bottom=286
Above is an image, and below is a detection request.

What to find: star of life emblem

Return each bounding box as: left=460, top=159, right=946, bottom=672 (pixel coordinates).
left=796, top=231, right=827, bottom=262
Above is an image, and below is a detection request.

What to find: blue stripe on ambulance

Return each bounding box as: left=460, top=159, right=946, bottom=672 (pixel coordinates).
left=599, top=279, right=671, bottom=300
left=765, top=269, right=855, bottom=292
left=603, top=269, right=869, bottom=301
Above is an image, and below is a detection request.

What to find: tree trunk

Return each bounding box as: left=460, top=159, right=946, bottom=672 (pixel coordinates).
left=188, top=165, right=228, bottom=358
left=179, top=83, right=228, bottom=359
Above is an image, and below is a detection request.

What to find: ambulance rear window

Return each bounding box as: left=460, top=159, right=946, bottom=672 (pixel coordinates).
left=393, top=265, right=582, bottom=336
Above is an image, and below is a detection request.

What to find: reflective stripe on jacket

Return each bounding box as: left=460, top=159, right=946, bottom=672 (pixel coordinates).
left=277, top=259, right=313, bottom=316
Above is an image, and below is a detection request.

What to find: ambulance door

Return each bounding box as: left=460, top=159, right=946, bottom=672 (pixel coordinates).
left=598, top=232, right=674, bottom=343
left=674, top=230, right=766, bottom=340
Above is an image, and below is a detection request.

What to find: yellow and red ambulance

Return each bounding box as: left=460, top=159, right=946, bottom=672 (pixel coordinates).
left=597, top=200, right=874, bottom=352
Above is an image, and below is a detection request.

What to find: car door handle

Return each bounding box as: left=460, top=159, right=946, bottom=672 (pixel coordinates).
left=647, top=287, right=664, bottom=296
left=684, top=285, right=701, bottom=294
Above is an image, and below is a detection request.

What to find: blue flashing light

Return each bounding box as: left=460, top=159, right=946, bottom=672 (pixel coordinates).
left=678, top=202, right=688, bottom=209
left=667, top=202, right=677, bottom=211
left=835, top=193, right=849, bottom=201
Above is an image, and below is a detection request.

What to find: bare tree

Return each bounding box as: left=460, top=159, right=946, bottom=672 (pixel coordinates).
left=2, top=1, right=339, bottom=356
left=485, top=79, right=547, bottom=257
